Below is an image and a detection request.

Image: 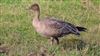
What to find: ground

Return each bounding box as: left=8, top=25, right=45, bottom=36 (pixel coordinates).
left=0, top=0, right=100, bottom=56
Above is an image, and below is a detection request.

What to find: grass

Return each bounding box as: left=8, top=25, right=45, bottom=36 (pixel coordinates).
left=0, top=0, right=100, bottom=56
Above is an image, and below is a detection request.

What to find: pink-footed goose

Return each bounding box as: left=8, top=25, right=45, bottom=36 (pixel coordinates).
left=29, top=3, right=87, bottom=44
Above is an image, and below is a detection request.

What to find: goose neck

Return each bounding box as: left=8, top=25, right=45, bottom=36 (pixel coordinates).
left=34, top=11, right=40, bottom=20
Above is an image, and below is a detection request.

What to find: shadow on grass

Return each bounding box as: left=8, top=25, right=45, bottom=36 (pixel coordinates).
left=60, top=38, right=86, bottom=50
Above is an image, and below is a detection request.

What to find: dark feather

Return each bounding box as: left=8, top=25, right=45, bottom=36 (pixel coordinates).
left=76, top=26, right=87, bottom=32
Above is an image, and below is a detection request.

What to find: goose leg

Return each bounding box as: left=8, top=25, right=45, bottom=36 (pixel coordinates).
left=50, top=37, right=59, bottom=45
left=50, top=37, right=54, bottom=45
left=54, top=37, right=59, bottom=44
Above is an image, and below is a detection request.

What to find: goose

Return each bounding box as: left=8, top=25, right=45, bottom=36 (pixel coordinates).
left=29, top=3, right=87, bottom=44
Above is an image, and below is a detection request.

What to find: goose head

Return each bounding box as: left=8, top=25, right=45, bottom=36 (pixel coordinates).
left=29, top=3, right=40, bottom=12
left=29, top=3, right=40, bottom=21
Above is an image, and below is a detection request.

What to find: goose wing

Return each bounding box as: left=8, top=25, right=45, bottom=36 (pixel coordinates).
left=44, top=17, right=80, bottom=35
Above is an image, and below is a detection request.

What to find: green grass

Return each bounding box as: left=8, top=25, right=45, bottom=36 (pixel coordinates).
left=0, top=0, right=100, bottom=56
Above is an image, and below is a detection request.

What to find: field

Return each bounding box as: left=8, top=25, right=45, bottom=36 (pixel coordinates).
left=0, top=0, right=100, bottom=56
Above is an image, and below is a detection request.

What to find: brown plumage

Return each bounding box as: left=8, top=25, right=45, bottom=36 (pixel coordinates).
left=29, top=3, right=87, bottom=44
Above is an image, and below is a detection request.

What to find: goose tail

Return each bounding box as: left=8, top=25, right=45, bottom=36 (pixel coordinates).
left=76, top=26, right=87, bottom=32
